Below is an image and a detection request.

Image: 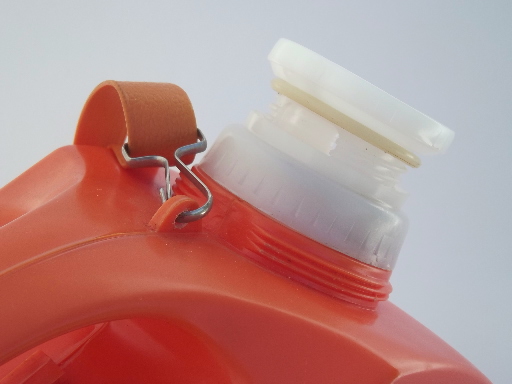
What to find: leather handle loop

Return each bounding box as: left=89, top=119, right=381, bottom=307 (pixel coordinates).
left=74, top=81, right=198, bottom=166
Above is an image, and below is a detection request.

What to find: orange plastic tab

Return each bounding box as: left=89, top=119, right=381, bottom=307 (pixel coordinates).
left=74, top=81, right=197, bottom=165
left=149, top=195, right=201, bottom=232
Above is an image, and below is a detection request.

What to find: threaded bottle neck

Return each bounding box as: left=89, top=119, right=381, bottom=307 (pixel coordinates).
left=199, top=110, right=408, bottom=270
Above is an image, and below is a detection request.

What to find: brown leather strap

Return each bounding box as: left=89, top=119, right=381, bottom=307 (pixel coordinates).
left=74, top=81, right=197, bottom=165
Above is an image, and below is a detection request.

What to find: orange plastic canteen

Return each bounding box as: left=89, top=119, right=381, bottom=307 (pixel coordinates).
left=0, top=79, right=490, bottom=383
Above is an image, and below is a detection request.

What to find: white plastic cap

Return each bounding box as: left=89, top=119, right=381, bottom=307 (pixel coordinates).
left=200, top=38, right=454, bottom=270
left=268, top=38, right=454, bottom=157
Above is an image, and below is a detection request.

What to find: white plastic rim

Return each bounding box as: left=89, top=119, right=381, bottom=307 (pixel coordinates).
left=268, top=38, right=454, bottom=157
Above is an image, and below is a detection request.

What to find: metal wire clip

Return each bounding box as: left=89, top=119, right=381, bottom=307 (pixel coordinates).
left=113, top=129, right=213, bottom=224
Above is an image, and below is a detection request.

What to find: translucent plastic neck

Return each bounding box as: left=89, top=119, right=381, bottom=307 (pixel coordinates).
left=254, top=94, right=408, bottom=209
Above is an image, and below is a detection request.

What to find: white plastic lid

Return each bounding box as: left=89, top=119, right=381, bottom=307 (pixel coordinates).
left=268, top=39, right=454, bottom=157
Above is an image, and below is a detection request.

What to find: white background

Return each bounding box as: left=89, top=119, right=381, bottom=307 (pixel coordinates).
left=1, top=1, right=510, bottom=382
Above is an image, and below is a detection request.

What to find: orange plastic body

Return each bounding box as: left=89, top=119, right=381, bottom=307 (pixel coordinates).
left=0, top=145, right=490, bottom=383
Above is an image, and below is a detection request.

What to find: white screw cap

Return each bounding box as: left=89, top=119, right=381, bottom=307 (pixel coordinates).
left=268, top=39, right=454, bottom=158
